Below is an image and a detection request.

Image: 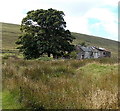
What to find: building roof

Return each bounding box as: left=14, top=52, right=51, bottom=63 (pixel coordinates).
left=80, top=46, right=92, bottom=52
left=77, top=45, right=97, bottom=52
left=76, top=45, right=110, bottom=52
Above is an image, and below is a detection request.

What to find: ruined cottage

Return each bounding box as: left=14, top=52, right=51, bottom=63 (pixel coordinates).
left=76, top=45, right=111, bottom=59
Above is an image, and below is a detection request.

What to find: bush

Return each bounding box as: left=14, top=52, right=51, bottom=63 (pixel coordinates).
left=37, top=57, right=53, bottom=61
left=69, top=51, right=77, bottom=59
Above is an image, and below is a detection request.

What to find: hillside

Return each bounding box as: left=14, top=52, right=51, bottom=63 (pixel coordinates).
left=2, top=22, right=21, bottom=49
left=2, top=22, right=118, bottom=57
left=2, top=22, right=119, bottom=109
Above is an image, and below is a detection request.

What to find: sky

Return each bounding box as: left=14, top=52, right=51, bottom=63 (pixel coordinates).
left=0, top=0, right=119, bottom=41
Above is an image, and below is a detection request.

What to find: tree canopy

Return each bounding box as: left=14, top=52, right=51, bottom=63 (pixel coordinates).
left=16, top=8, right=75, bottom=59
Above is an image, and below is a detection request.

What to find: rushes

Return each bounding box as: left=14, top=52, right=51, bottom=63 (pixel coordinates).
left=2, top=58, right=119, bottom=109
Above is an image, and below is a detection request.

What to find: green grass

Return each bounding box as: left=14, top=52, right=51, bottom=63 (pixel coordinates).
left=1, top=22, right=119, bottom=57
left=0, top=92, right=2, bottom=109
left=2, top=90, right=23, bottom=109
left=2, top=58, right=118, bottom=109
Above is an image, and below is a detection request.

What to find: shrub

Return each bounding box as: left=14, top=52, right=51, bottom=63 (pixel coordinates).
left=69, top=51, right=77, bottom=59
left=37, top=57, right=53, bottom=61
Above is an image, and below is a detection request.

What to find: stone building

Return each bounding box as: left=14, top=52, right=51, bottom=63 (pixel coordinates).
left=76, top=45, right=111, bottom=59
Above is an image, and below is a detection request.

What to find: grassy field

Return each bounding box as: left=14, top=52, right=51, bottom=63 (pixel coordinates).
left=0, top=92, right=2, bottom=109
left=1, top=22, right=119, bottom=57
left=1, top=22, right=119, bottom=109
left=2, top=57, right=119, bottom=109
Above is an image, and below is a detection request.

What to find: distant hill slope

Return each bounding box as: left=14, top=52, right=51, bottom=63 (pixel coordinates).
left=2, top=22, right=118, bottom=57
left=72, top=33, right=118, bottom=57
left=2, top=22, right=21, bottom=49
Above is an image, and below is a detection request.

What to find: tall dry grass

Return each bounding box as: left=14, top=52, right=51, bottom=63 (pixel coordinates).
left=2, top=57, right=119, bottom=109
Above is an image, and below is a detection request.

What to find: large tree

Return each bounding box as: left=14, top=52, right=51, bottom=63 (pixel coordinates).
left=16, top=8, right=75, bottom=59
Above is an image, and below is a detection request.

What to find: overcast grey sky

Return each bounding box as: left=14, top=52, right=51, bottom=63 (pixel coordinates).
left=0, top=0, right=118, bottom=41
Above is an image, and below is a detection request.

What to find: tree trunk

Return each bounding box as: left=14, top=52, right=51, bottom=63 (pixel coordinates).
left=48, top=53, right=50, bottom=57
left=53, top=54, right=57, bottom=59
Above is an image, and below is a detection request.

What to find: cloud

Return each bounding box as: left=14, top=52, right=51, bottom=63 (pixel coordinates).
left=0, top=0, right=51, bottom=23
left=85, top=7, right=118, bottom=40
left=0, top=0, right=119, bottom=40
left=64, top=16, right=90, bottom=34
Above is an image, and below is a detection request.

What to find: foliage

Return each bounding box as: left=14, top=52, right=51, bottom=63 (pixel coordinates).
left=2, top=53, right=23, bottom=60
left=2, top=23, right=118, bottom=57
left=37, top=56, right=53, bottom=61
left=69, top=51, right=77, bottom=59
left=80, top=41, right=86, bottom=46
left=16, top=8, right=75, bottom=59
